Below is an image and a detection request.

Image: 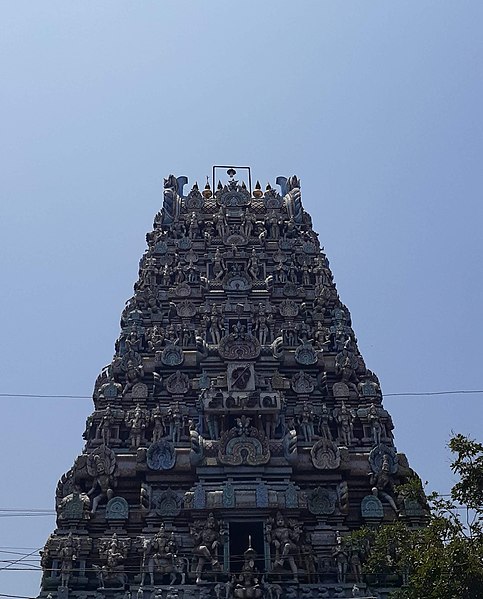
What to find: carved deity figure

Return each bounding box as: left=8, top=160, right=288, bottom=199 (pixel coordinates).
left=248, top=248, right=261, bottom=280
left=234, top=541, right=262, bottom=599
left=97, top=405, right=115, bottom=445
left=335, top=402, right=354, bottom=446
left=266, top=512, right=301, bottom=580
left=125, top=404, right=148, bottom=448
left=319, top=403, right=332, bottom=440
left=213, top=248, right=227, bottom=281
left=298, top=402, right=315, bottom=443
left=370, top=454, right=399, bottom=513
left=86, top=446, right=117, bottom=513
left=332, top=531, right=348, bottom=584
left=140, top=523, right=181, bottom=586
left=190, top=513, right=223, bottom=584
left=151, top=405, right=165, bottom=442
left=167, top=404, right=183, bottom=443
left=58, top=533, right=79, bottom=588
left=214, top=206, right=228, bottom=238
left=210, top=304, right=223, bottom=344
left=96, top=533, right=127, bottom=588
left=242, top=210, right=257, bottom=238
left=368, top=402, right=383, bottom=445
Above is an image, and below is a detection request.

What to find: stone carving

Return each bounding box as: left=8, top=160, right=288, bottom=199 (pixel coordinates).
left=121, top=352, right=145, bottom=394
left=283, top=420, right=298, bottom=465
left=332, top=532, right=348, bottom=584
left=166, top=371, right=190, bottom=394
left=369, top=453, right=399, bottom=513
left=86, top=445, right=117, bottom=513
left=218, top=328, right=261, bottom=361
left=298, top=401, right=316, bottom=442
left=95, top=533, right=128, bottom=589
left=194, top=483, right=206, bottom=509
left=294, top=340, right=319, bottom=366
left=266, top=512, right=303, bottom=580
left=311, top=438, right=341, bottom=470
left=59, top=491, right=91, bottom=521
left=233, top=541, right=263, bottom=599
left=125, top=404, right=149, bottom=448
left=358, top=403, right=393, bottom=445
left=218, top=416, right=270, bottom=466
left=58, top=533, right=80, bottom=588
left=99, top=380, right=122, bottom=401
left=176, top=300, right=197, bottom=318
left=166, top=403, right=184, bottom=443
left=154, top=488, right=182, bottom=518
left=333, top=402, right=356, bottom=446
left=132, top=382, right=149, bottom=400
left=256, top=482, right=269, bottom=508
left=361, top=494, right=384, bottom=519
left=139, top=524, right=185, bottom=586
left=189, top=420, right=204, bottom=466
left=161, top=342, right=184, bottom=366
left=147, top=439, right=176, bottom=471
left=279, top=299, right=299, bottom=318
left=368, top=444, right=399, bottom=475
left=223, top=270, right=252, bottom=291
left=307, top=487, right=337, bottom=515
left=40, top=170, right=421, bottom=596
left=190, top=513, right=223, bottom=584
left=291, top=371, right=315, bottom=394
left=106, top=496, right=129, bottom=520
left=223, top=482, right=235, bottom=508
left=319, top=403, right=333, bottom=440
left=186, top=183, right=204, bottom=209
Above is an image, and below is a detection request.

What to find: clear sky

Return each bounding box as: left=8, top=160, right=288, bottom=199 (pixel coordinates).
left=1, top=1, right=482, bottom=595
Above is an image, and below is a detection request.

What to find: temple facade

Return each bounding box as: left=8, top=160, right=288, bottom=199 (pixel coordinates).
left=39, top=169, right=426, bottom=599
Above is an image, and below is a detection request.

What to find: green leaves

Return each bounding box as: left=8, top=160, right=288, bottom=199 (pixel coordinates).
left=351, top=434, right=483, bottom=599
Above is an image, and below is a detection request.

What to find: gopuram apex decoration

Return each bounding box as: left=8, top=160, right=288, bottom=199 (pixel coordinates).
left=39, top=168, right=427, bottom=599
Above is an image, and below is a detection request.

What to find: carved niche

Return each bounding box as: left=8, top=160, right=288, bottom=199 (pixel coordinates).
left=307, top=487, right=337, bottom=516
left=294, top=340, right=319, bottom=366
left=166, top=371, right=190, bottom=395
left=176, top=300, right=197, bottom=318
left=223, top=271, right=252, bottom=291
left=279, top=299, right=299, bottom=318
left=218, top=332, right=261, bottom=361
left=153, top=488, right=182, bottom=518
left=368, top=444, right=398, bottom=475
left=161, top=343, right=184, bottom=367
left=310, top=438, right=341, bottom=470
left=291, top=371, right=315, bottom=394
left=361, top=495, right=384, bottom=520
left=106, top=497, right=129, bottom=521
left=147, top=439, right=176, bottom=471
left=218, top=416, right=270, bottom=466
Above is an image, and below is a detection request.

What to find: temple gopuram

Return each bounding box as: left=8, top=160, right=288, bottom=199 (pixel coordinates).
left=39, top=169, right=427, bottom=599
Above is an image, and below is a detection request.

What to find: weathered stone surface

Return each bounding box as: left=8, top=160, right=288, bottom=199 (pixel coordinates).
left=39, top=169, right=423, bottom=598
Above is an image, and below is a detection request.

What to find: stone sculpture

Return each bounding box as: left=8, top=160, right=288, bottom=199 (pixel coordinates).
left=39, top=169, right=425, bottom=599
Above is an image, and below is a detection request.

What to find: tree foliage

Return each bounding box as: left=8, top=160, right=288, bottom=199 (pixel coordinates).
left=354, top=435, right=483, bottom=599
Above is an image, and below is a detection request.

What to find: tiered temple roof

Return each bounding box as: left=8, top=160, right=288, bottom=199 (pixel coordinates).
left=39, top=169, right=426, bottom=599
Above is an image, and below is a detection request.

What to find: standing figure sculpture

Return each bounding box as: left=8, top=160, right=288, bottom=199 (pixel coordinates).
left=266, top=512, right=301, bottom=581
left=190, top=513, right=223, bottom=584
left=58, top=533, right=79, bottom=588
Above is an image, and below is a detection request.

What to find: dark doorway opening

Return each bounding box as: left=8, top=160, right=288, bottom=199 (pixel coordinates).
left=229, top=521, right=265, bottom=575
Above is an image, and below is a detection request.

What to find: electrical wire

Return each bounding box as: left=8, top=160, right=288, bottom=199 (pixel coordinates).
left=1, top=389, right=483, bottom=400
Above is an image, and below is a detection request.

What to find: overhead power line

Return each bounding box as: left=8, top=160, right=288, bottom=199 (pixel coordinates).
left=1, top=389, right=483, bottom=400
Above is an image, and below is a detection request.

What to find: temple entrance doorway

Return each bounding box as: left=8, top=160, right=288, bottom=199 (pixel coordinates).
left=229, top=521, right=265, bottom=575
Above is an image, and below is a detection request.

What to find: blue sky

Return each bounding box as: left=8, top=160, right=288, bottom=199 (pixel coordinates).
left=1, top=1, right=482, bottom=594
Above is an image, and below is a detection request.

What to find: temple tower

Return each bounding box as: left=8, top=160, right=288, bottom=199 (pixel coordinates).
left=39, top=169, right=426, bottom=599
